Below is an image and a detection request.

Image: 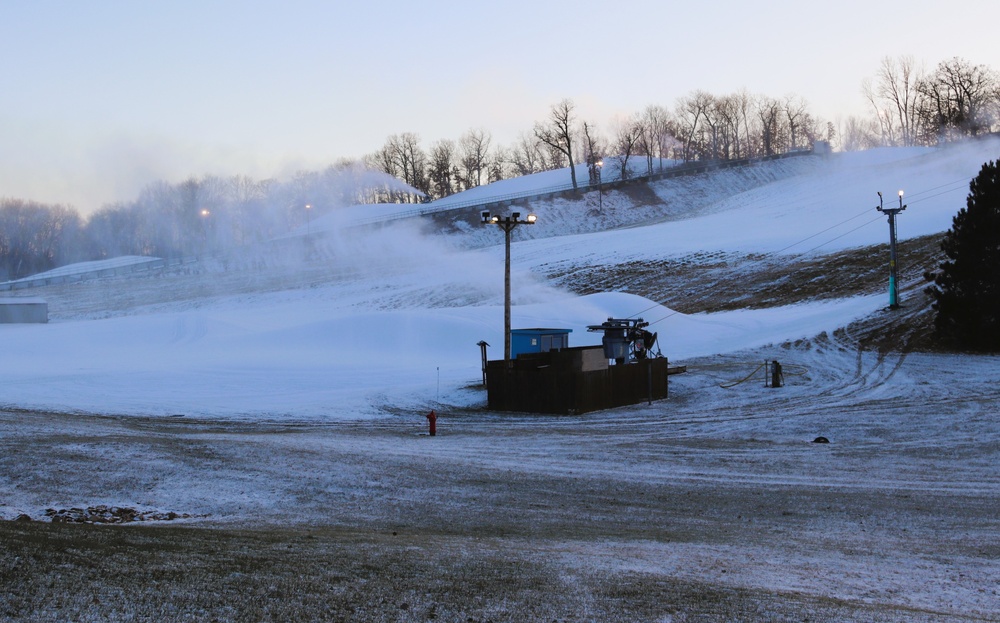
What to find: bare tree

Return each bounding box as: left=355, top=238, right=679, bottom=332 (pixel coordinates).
left=132, top=181, right=183, bottom=257
left=636, top=105, right=673, bottom=173
left=510, top=132, right=549, bottom=176
left=0, top=199, right=85, bottom=279
left=755, top=95, right=784, bottom=156
left=838, top=115, right=881, bottom=152
left=487, top=145, right=509, bottom=184
left=675, top=90, right=713, bottom=161
left=863, top=76, right=897, bottom=146
left=783, top=94, right=810, bottom=150
left=732, top=90, right=756, bottom=158
left=540, top=140, right=569, bottom=172
left=917, top=57, right=999, bottom=140
left=534, top=99, right=579, bottom=189
left=86, top=202, right=144, bottom=259
left=700, top=98, right=725, bottom=159
left=366, top=142, right=399, bottom=179
left=393, top=133, right=429, bottom=199
left=427, top=139, right=456, bottom=199
left=229, top=175, right=267, bottom=245
left=366, top=134, right=428, bottom=202
left=711, top=95, right=741, bottom=160
left=458, top=128, right=492, bottom=190
left=580, top=121, right=604, bottom=185
left=611, top=116, right=643, bottom=179
left=865, top=55, right=924, bottom=146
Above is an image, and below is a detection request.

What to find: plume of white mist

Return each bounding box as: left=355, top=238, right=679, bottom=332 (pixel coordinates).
left=299, top=214, right=569, bottom=311
left=79, top=160, right=427, bottom=267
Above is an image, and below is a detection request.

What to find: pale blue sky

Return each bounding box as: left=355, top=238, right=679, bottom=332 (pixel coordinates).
left=2, top=0, right=998, bottom=213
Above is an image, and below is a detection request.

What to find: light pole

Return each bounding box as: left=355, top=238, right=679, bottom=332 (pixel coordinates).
left=876, top=190, right=907, bottom=309
left=199, top=208, right=211, bottom=254
left=305, top=203, right=312, bottom=237
left=481, top=210, right=537, bottom=368
left=595, top=159, right=603, bottom=213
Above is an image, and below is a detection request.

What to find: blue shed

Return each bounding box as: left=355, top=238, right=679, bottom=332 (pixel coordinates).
left=511, top=328, right=572, bottom=359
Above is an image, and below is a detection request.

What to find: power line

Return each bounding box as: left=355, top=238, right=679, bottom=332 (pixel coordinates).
left=625, top=174, right=974, bottom=327
left=624, top=208, right=885, bottom=324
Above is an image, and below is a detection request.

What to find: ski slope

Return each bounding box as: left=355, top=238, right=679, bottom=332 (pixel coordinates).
left=0, top=139, right=997, bottom=420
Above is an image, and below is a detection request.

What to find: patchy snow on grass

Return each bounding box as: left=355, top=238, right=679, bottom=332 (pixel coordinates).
left=2, top=142, right=1000, bottom=620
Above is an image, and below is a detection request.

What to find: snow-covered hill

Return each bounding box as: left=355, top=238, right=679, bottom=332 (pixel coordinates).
left=1, top=139, right=999, bottom=420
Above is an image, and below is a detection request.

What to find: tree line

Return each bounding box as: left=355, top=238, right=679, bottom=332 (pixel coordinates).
left=368, top=56, right=1000, bottom=201
left=366, top=90, right=831, bottom=201
left=0, top=162, right=407, bottom=281
left=848, top=56, right=1000, bottom=150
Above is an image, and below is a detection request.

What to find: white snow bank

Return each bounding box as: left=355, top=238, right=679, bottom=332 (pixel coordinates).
left=0, top=289, right=883, bottom=420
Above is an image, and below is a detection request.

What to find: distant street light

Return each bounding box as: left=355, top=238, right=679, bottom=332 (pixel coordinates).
left=305, top=203, right=312, bottom=237
left=595, top=160, right=603, bottom=212
left=199, top=209, right=211, bottom=251
left=481, top=211, right=537, bottom=368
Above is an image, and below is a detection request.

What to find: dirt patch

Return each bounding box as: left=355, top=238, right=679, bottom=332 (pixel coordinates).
left=3, top=520, right=944, bottom=623
left=544, top=233, right=944, bottom=315
left=35, top=505, right=200, bottom=524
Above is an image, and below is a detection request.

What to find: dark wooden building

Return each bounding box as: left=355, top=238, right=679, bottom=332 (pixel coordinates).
left=485, top=345, right=671, bottom=414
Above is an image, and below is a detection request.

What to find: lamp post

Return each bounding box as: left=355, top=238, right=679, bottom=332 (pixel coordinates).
left=305, top=203, right=312, bottom=237
left=481, top=210, right=537, bottom=368
left=199, top=208, right=211, bottom=253
left=876, top=190, right=907, bottom=309
left=595, top=159, right=603, bottom=213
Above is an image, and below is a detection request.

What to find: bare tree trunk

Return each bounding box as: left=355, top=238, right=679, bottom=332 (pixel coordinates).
left=534, top=99, right=578, bottom=189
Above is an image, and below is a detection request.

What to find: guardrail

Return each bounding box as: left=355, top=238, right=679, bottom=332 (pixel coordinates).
left=0, top=257, right=191, bottom=292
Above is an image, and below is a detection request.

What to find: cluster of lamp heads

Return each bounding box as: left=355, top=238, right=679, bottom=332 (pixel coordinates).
left=481, top=211, right=537, bottom=224
left=876, top=189, right=906, bottom=212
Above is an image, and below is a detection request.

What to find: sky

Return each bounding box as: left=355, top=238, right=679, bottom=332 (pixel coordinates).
left=2, top=0, right=999, bottom=214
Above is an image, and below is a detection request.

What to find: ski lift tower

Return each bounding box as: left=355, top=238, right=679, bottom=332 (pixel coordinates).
left=876, top=190, right=907, bottom=309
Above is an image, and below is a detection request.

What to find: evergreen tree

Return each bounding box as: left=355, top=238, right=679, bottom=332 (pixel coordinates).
left=926, top=160, right=1000, bottom=350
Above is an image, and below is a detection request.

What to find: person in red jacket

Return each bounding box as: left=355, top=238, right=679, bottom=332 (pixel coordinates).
left=426, top=410, right=437, bottom=436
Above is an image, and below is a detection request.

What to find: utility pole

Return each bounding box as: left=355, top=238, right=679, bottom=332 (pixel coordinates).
left=876, top=190, right=906, bottom=309
left=481, top=211, right=537, bottom=368
left=595, top=160, right=603, bottom=213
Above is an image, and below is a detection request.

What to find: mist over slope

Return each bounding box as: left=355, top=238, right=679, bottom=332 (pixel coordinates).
left=2, top=141, right=998, bottom=418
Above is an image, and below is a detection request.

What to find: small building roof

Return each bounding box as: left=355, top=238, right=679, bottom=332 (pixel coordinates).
left=0, top=297, right=47, bottom=305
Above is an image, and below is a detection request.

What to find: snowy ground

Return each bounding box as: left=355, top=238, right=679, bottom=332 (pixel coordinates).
left=2, top=142, right=999, bottom=621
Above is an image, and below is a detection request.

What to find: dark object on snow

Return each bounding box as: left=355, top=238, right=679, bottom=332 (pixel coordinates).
left=813, top=436, right=830, bottom=444
left=631, top=329, right=657, bottom=360
left=770, top=360, right=784, bottom=388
